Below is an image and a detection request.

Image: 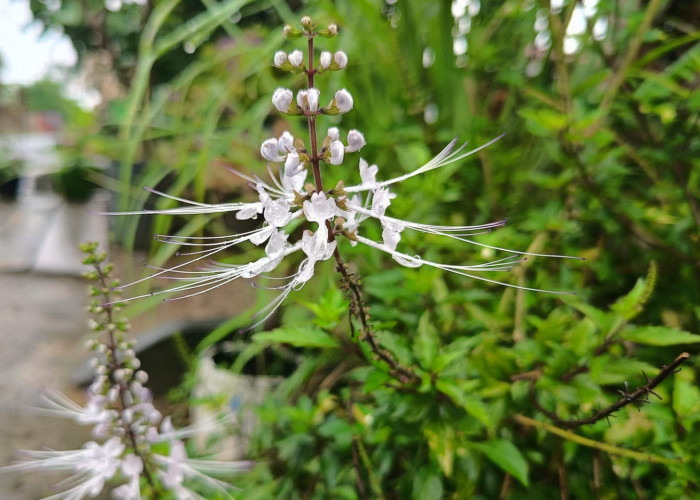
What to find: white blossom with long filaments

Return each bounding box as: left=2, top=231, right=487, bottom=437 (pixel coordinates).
left=102, top=127, right=579, bottom=334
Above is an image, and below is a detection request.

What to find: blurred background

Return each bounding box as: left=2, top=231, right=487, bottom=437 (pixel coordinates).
left=0, top=0, right=699, bottom=497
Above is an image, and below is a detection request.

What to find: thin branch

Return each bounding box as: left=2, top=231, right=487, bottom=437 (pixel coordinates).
left=332, top=250, right=420, bottom=385
left=530, top=352, right=689, bottom=428
left=514, top=414, right=681, bottom=464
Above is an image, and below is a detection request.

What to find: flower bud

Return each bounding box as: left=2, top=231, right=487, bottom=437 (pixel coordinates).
left=334, top=51, right=348, bottom=69
left=273, top=51, right=288, bottom=68
left=277, top=131, right=295, bottom=155
left=326, top=89, right=353, bottom=115
left=297, top=88, right=320, bottom=113
left=272, top=87, right=296, bottom=114
left=261, top=138, right=285, bottom=162
left=301, top=16, right=313, bottom=31
left=318, top=23, right=338, bottom=37
left=345, top=129, right=366, bottom=153
left=288, top=50, right=304, bottom=68
left=327, top=127, right=340, bottom=141
left=319, top=51, right=332, bottom=70
left=284, top=152, right=303, bottom=177
left=326, top=139, right=345, bottom=165
left=283, top=25, right=302, bottom=39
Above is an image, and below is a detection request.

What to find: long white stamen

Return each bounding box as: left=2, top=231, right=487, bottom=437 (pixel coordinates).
left=355, top=235, right=575, bottom=294
left=344, top=135, right=505, bottom=194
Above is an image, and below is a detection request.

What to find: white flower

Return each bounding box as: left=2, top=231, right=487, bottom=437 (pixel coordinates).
left=297, top=88, right=320, bottom=113
left=105, top=134, right=577, bottom=332
left=112, top=454, right=143, bottom=500
left=327, top=126, right=340, bottom=141
left=265, top=229, right=289, bottom=259
left=334, top=51, right=348, bottom=69
left=302, top=228, right=337, bottom=263
left=277, top=131, right=295, bottom=155
left=334, top=89, right=353, bottom=113
left=160, top=440, right=187, bottom=490
left=260, top=138, right=285, bottom=162
left=346, top=129, right=366, bottom=153
left=288, top=49, right=304, bottom=68
left=264, top=198, right=293, bottom=227
left=282, top=168, right=307, bottom=194
left=381, top=220, right=405, bottom=252
left=327, top=139, right=345, bottom=165
left=272, top=87, right=294, bottom=113
left=273, top=50, right=288, bottom=67
left=320, top=51, right=332, bottom=69
left=235, top=203, right=263, bottom=220
left=371, top=187, right=396, bottom=217
left=303, top=192, right=337, bottom=223
left=284, top=151, right=303, bottom=176
left=76, top=438, right=125, bottom=496
left=359, top=158, right=379, bottom=187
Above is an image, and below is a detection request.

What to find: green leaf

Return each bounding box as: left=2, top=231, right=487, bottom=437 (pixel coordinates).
left=253, top=327, right=339, bottom=349
left=363, top=368, right=391, bottom=393
left=414, top=312, right=439, bottom=370
left=673, top=378, right=700, bottom=417
left=621, top=326, right=700, bottom=346
left=411, top=468, right=443, bottom=500
left=610, top=277, right=645, bottom=319
left=375, top=330, right=414, bottom=365
left=299, top=285, right=350, bottom=329
left=433, top=336, right=481, bottom=373
left=435, top=379, right=489, bottom=428
left=472, top=439, right=530, bottom=487
left=610, top=262, right=656, bottom=320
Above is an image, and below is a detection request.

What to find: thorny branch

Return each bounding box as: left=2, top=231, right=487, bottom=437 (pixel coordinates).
left=301, top=30, right=419, bottom=387
left=529, top=352, right=690, bottom=428
left=333, top=252, right=420, bottom=385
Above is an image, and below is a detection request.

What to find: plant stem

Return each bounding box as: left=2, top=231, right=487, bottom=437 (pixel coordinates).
left=301, top=33, right=418, bottom=385
left=92, top=261, right=158, bottom=490
left=529, top=352, right=690, bottom=428
left=514, top=414, right=680, bottom=464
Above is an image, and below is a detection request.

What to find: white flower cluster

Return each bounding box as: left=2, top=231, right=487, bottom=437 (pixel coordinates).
left=111, top=135, right=576, bottom=331
left=4, top=314, right=249, bottom=499
left=104, top=22, right=577, bottom=329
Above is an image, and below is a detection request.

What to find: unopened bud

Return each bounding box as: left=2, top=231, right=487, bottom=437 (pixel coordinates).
left=297, top=88, right=320, bottom=113
left=325, top=89, right=354, bottom=115
left=334, top=51, right=348, bottom=69
left=326, top=140, right=345, bottom=165
left=273, top=51, right=288, bottom=68
left=272, top=88, right=299, bottom=115
left=318, top=23, right=338, bottom=37
left=345, top=129, right=366, bottom=153
left=283, top=25, right=302, bottom=39
left=319, top=51, right=332, bottom=70
left=301, top=16, right=313, bottom=31
left=327, top=127, right=340, bottom=141
left=288, top=49, right=304, bottom=68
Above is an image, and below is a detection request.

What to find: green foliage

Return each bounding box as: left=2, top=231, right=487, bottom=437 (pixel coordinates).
left=73, top=0, right=700, bottom=497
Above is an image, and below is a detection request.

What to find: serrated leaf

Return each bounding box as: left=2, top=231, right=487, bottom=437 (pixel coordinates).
left=621, top=326, right=700, bottom=346
left=472, top=439, right=530, bottom=487
left=253, top=327, right=339, bottom=348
